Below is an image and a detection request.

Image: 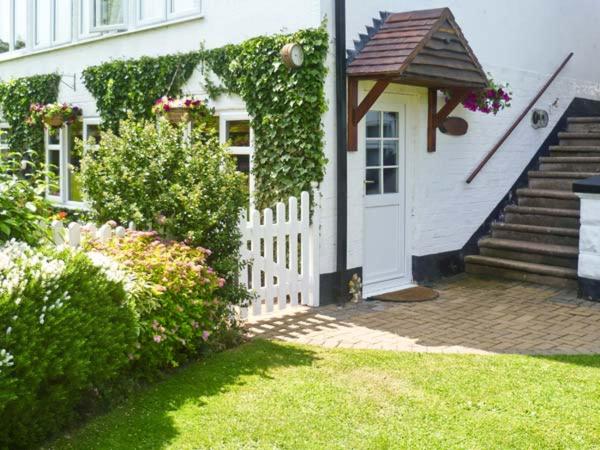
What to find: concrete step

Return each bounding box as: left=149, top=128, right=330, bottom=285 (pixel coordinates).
left=539, top=156, right=600, bottom=172
left=465, top=255, right=578, bottom=289
left=528, top=171, right=596, bottom=190
left=517, top=188, right=579, bottom=210
left=478, top=237, right=578, bottom=269
left=567, top=117, right=600, bottom=132
left=559, top=132, right=600, bottom=146
left=504, top=205, right=580, bottom=229
left=491, top=222, right=580, bottom=247
left=549, top=145, right=600, bottom=157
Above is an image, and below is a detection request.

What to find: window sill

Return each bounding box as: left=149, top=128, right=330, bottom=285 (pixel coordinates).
left=0, top=14, right=204, bottom=64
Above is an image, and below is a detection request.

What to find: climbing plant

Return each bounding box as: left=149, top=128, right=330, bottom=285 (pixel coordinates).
left=81, top=52, right=201, bottom=132
left=0, top=73, right=61, bottom=162
left=200, top=27, right=329, bottom=210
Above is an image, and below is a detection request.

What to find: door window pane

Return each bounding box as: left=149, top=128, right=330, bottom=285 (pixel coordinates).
left=85, top=123, right=101, bottom=145
left=383, top=168, right=398, bottom=193
left=226, top=120, right=250, bottom=147
left=140, top=0, right=164, bottom=21
left=366, top=168, right=380, bottom=195
left=68, top=122, right=83, bottom=202
left=366, top=140, right=380, bottom=167
left=383, top=112, right=398, bottom=138
left=48, top=149, right=61, bottom=195
left=0, top=0, right=10, bottom=53
left=170, top=0, right=200, bottom=14
left=14, top=1, right=27, bottom=49
left=233, top=154, right=250, bottom=175
left=54, top=0, right=72, bottom=43
left=383, top=141, right=398, bottom=166
left=366, top=111, right=380, bottom=138
left=35, top=0, right=52, bottom=47
left=95, top=0, right=124, bottom=27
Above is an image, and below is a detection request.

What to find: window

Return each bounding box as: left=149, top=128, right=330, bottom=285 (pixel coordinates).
left=91, top=0, right=126, bottom=31
left=169, top=0, right=200, bottom=18
left=365, top=111, right=400, bottom=196
left=13, top=1, right=27, bottom=50
left=219, top=112, right=253, bottom=194
left=0, top=124, right=10, bottom=153
left=45, top=122, right=88, bottom=207
left=36, top=0, right=72, bottom=47
left=0, top=0, right=10, bottom=54
left=139, top=0, right=165, bottom=23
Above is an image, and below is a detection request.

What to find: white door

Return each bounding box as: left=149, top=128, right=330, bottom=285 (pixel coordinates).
left=363, top=104, right=410, bottom=297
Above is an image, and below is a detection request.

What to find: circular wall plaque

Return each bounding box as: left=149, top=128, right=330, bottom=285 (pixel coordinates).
left=281, top=43, right=304, bottom=69
left=439, top=117, right=468, bottom=136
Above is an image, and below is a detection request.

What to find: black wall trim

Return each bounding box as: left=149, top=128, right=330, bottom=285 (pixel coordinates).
left=573, top=175, right=600, bottom=194
left=413, top=97, right=600, bottom=283
left=578, top=277, right=600, bottom=302
left=320, top=267, right=362, bottom=306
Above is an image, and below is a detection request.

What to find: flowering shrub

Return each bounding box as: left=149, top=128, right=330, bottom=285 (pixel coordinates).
left=28, top=102, right=82, bottom=134
left=152, top=96, right=210, bottom=116
left=0, top=153, right=51, bottom=245
left=85, top=230, right=228, bottom=373
left=451, top=78, right=512, bottom=115
left=80, top=118, right=248, bottom=306
left=0, top=241, right=137, bottom=448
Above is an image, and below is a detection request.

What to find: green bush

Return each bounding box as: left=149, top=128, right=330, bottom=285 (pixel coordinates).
left=0, top=242, right=138, bottom=449
left=0, top=153, right=52, bottom=245
left=80, top=118, right=248, bottom=305
left=85, top=230, right=228, bottom=374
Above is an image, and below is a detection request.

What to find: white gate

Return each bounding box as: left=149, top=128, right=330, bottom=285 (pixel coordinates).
left=239, top=190, right=320, bottom=318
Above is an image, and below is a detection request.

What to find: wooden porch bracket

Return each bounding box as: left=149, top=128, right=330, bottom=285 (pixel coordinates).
left=427, top=87, right=470, bottom=152
left=347, top=78, right=390, bottom=152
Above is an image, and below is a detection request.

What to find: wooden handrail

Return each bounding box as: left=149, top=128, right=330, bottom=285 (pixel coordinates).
left=466, top=52, right=574, bottom=184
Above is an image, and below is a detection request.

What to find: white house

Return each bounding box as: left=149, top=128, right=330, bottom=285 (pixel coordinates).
left=2, top=0, right=600, bottom=304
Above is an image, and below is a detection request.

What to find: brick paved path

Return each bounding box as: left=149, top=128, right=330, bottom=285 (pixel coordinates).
left=247, top=275, right=600, bottom=355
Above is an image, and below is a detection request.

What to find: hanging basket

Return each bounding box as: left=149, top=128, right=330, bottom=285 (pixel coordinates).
left=164, top=108, right=189, bottom=125
left=43, top=114, right=65, bottom=128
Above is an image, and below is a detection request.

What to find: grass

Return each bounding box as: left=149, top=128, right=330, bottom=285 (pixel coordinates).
left=49, top=340, right=600, bottom=450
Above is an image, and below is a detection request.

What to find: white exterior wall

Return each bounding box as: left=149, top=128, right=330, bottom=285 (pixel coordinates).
left=577, top=193, right=600, bottom=280
left=342, top=0, right=600, bottom=270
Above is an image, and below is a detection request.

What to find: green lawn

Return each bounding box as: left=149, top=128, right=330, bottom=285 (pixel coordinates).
left=49, top=340, right=600, bottom=450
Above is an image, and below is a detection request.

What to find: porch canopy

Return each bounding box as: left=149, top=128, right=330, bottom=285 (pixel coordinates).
left=346, top=8, right=488, bottom=152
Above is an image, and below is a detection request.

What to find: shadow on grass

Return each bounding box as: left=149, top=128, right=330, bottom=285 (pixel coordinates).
left=52, top=340, right=318, bottom=450
left=530, top=354, right=600, bottom=368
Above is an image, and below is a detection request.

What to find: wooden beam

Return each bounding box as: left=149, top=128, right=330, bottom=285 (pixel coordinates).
left=355, top=80, right=390, bottom=124
left=434, top=88, right=469, bottom=127
left=427, top=88, right=437, bottom=152
left=347, top=77, right=358, bottom=152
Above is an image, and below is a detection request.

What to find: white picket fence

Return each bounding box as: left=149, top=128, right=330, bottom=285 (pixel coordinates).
left=238, top=190, right=320, bottom=318
left=50, top=190, right=320, bottom=319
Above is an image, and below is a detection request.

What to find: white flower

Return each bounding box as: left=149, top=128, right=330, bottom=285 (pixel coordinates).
left=0, top=349, right=14, bottom=370
left=6, top=327, right=11, bottom=335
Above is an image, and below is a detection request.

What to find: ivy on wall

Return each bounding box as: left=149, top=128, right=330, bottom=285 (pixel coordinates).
left=200, top=27, right=329, bottom=211
left=0, top=74, right=61, bottom=162
left=82, top=52, right=201, bottom=132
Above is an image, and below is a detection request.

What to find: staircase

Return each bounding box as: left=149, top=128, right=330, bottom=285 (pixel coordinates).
left=465, top=117, right=600, bottom=289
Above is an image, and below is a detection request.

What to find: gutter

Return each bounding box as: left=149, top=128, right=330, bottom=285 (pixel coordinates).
left=334, top=0, right=348, bottom=302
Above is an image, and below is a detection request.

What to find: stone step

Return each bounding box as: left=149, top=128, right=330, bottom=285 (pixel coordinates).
left=528, top=171, right=596, bottom=190
left=491, top=222, right=580, bottom=247
left=478, top=237, right=578, bottom=268
left=559, top=132, right=600, bottom=146
left=539, top=156, right=600, bottom=172
left=504, top=205, right=580, bottom=229
left=517, top=188, right=579, bottom=209
left=567, top=117, right=600, bottom=132
left=465, top=255, right=578, bottom=288
left=549, top=145, right=600, bottom=157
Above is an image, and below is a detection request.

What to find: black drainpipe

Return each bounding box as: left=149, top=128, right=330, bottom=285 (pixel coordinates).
left=334, top=0, right=348, bottom=303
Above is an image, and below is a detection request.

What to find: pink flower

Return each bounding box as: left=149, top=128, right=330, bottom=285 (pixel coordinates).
left=153, top=335, right=163, bottom=343
left=202, top=331, right=211, bottom=341
left=218, top=278, right=226, bottom=288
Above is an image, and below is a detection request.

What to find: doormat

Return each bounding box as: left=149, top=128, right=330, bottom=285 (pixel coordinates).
left=372, top=286, right=439, bottom=303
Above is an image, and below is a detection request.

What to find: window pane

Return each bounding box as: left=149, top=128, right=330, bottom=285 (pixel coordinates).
left=233, top=154, right=250, bottom=175
left=365, top=168, right=380, bottom=195
left=0, top=0, right=9, bottom=53
left=80, top=0, right=91, bottom=34
left=48, top=149, right=61, bottom=195
left=85, top=124, right=101, bottom=145
left=35, top=0, right=51, bottom=47
left=383, top=168, right=398, bottom=193
left=383, top=141, right=398, bottom=166
left=366, top=111, right=380, bottom=138
left=366, top=140, right=380, bottom=167
left=0, top=128, right=9, bottom=146
left=226, top=120, right=250, bottom=147
left=54, top=0, right=72, bottom=43
left=383, top=112, right=398, bottom=138
left=96, top=0, right=124, bottom=27
left=140, top=0, right=164, bottom=20
left=170, top=0, right=200, bottom=14
left=14, top=1, right=27, bottom=49
left=48, top=133, right=60, bottom=145
left=68, top=122, right=83, bottom=202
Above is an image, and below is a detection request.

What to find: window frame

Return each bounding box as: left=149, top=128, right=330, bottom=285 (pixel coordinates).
left=136, top=0, right=167, bottom=26
left=219, top=111, right=254, bottom=197
left=34, top=0, right=73, bottom=50
left=0, top=123, right=10, bottom=153
left=89, top=0, right=128, bottom=33
left=167, top=0, right=200, bottom=21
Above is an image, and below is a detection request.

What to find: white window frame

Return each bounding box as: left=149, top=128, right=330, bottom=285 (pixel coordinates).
left=89, top=0, right=128, bottom=32
left=0, top=123, right=10, bottom=153
left=34, top=0, right=73, bottom=50
left=167, top=0, right=200, bottom=21
left=219, top=111, right=254, bottom=196
left=83, top=116, right=102, bottom=150
left=45, top=124, right=88, bottom=209
left=136, top=0, right=167, bottom=26
left=1, top=0, right=31, bottom=54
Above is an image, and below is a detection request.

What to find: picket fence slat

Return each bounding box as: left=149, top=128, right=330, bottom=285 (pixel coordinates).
left=239, top=189, right=320, bottom=318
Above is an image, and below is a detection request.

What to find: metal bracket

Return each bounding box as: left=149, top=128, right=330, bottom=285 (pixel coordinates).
left=60, top=73, right=77, bottom=92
